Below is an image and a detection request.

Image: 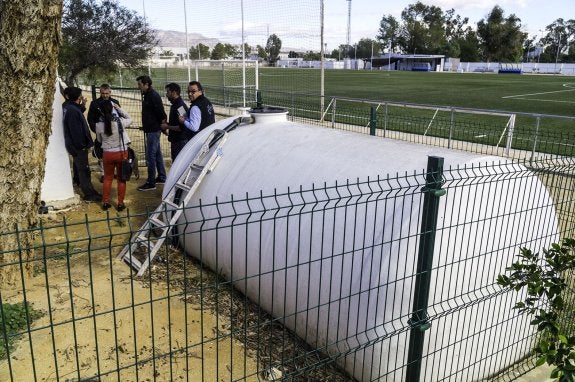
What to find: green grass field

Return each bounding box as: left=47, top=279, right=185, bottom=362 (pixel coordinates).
left=259, top=69, right=575, bottom=116
left=129, top=66, right=575, bottom=117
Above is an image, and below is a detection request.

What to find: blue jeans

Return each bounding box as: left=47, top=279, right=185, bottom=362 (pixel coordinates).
left=145, top=131, right=166, bottom=184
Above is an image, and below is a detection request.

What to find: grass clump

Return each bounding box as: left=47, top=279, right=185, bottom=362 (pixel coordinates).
left=0, top=302, right=43, bottom=359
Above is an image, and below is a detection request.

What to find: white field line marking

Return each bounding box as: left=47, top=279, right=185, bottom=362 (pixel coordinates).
left=515, top=98, right=575, bottom=104
left=502, top=83, right=575, bottom=99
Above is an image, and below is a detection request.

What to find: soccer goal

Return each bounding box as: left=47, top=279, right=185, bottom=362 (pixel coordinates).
left=192, top=59, right=259, bottom=108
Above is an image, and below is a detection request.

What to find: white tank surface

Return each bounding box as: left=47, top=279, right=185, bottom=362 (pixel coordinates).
left=163, top=109, right=558, bottom=381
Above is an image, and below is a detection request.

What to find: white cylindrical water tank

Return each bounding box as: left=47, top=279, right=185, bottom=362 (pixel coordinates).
left=164, top=109, right=558, bottom=381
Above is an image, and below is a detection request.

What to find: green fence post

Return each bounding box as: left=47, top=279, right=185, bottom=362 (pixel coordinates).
left=256, top=90, right=262, bottom=108
left=406, top=155, right=445, bottom=382
left=370, top=106, right=377, bottom=136
left=531, top=115, right=540, bottom=163
left=91, top=84, right=97, bottom=102
left=383, top=102, right=388, bottom=137
left=448, top=108, right=454, bottom=149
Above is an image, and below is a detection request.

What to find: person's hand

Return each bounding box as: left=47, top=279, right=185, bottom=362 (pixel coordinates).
left=160, top=122, right=168, bottom=130
left=178, top=115, right=185, bottom=124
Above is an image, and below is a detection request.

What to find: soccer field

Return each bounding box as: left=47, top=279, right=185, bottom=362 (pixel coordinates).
left=134, top=66, right=575, bottom=149
left=258, top=69, right=575, bottom=117
left=143, top=66, right=574, bottom=117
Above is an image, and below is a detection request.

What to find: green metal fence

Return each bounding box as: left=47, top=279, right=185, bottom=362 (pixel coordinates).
left=88, top=84, right=575, bottom=164
left=253, top=89, right=575, bottom=160
left=1, top=154, right=574, bottom=381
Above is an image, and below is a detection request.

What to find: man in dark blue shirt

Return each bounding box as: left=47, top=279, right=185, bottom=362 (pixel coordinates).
left=161, top=82, right=190, bottom=161
left=62, top=87, right=102, bottom=201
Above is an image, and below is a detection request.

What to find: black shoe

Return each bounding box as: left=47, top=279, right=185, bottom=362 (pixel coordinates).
left=84, top=193, right=103, bottom=202
left=155, top=177, right=166, bottom=184
left=102, top=203, right=112, bottom=211
left=137, top=183, right=156, bottom=191
left=116, top=203, right=126, bottom=212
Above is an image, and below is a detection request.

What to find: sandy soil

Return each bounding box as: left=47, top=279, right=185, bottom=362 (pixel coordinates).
left=0, top=169, right=262, bottom=381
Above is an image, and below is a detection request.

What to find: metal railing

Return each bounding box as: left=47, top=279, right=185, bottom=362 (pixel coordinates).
left=87, top=85, right=575, bottom=166
left=254, top=89, right=575, bottom=161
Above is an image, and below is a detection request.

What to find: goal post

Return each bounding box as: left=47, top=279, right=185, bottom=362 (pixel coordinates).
left=192, top=59, right=259, bottom=108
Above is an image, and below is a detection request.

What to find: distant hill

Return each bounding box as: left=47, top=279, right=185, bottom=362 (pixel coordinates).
left=154, top=29, right=220, bottom=50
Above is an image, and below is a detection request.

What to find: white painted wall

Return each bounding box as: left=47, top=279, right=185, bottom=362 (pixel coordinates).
left=40, top=80, right=76, bottom=207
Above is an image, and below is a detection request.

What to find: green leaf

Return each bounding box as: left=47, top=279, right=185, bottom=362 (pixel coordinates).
left=536, top=355, right=547, bottom=366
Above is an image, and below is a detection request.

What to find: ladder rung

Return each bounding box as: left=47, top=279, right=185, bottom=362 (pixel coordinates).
left=175, top=182, right=191, bottom=192
left=163, top=200, right=179, bottom=210
left=148, top=217, right=166, bottom=228
left=133, top=235, right=157, bottom=246
left=122, top=254, right=142, bottom=270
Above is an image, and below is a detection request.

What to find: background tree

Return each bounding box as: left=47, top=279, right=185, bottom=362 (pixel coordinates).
left=442, top=9, right=472, bottom=58
left=400, top=2, right=447, bottom=54
left=265, top=34, right=282, bottom=66
left=256, top=44, right=268, bottom=62
left=538, top=19, right=572, bottom=64
left=354, top=38, right=380, bottom=59
left=0, top=1, right=63, bottom=286
left=288, top=51, right=300, bottom=58
left=377, top=15, right=400, bottom=54
left=302, top=51, right=321, bottom=61
left=210, top=42, right=227, bottom=60
left=241, top=43, right=252, bottom=58
left=189, top=43, right=210, bottom=60
left=523, top=36, right=538, bottom=62
left=476, top=5, right=526, bottom=62
left=223, top=43, right=239, bottom=59
left=458, top=30, right=481, bottom=61
left=60, top=0, right=156, bottom=86
left=329, top=48, right=342, bottom=59
left=377, top=4, right=472, bottom=58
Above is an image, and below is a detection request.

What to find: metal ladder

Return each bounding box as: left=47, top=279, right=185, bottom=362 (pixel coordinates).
left=118, top=128, right=228, bottom=276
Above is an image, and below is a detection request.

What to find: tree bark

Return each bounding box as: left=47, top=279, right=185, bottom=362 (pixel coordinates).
left=0, top=1, right=63, bottom=287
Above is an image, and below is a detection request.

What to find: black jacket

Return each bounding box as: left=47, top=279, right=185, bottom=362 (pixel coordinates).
left=141, top=87, right=167, bottom=133
left=167, top=96, right=191, bottom=143
left=63, top=100, right=94, bottom=156
left=191, top=94, right=215, bottom=135
left=87, top=96, right=121, bottom=132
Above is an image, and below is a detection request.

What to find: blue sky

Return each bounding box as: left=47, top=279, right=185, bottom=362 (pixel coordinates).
left=116, top=0, right=570, bottom=49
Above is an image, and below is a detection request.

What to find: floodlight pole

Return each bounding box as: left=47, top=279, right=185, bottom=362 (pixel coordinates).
left=388, top=38, right=392, bottom=71
left=320, top=0, right=325, bottom=121
left=183, top=0, right=191, bottom=82
left=370, top=41, right=374, bottom=70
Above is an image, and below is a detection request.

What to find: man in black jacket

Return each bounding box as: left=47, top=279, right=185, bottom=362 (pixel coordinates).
left=87, top=83, right=121, bottom=132
left=136, top=75, right=168, bottom=191
left=161, top=82, right=190, bottom=161
left=62, top=87, right=102, bottom=201
left=179, top=81, right=215, bottom=138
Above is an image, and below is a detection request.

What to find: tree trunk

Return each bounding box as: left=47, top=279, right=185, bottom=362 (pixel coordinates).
left=0, top=1, right=63, bottom=288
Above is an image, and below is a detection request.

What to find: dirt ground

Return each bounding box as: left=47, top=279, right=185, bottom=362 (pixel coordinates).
left=0, top=164, right=264, bottom=381
left=0, top=160, right=352, bottom=382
